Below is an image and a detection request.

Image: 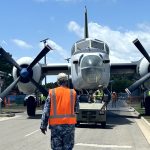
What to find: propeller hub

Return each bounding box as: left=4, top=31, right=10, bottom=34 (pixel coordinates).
left=20, top=68, right=29, bottom=78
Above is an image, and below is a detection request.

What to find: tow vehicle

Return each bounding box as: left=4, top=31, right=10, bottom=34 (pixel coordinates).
left=76, top=93, right=109, bottom=128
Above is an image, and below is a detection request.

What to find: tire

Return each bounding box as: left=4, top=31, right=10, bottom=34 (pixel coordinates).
left=101, top=122, right=106, bottom=128
left=145, top=96, right=150, bottom=115
left=26, top=96, right=36, bottom=116
left=75, top=121, right=80, bottom=127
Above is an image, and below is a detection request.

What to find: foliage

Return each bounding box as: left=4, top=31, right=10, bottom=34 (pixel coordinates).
left=109, top=74, right=136, bottom=93
left=0, top=54, right=13, bottom=90
left=45, top=82, right=58, bottom=89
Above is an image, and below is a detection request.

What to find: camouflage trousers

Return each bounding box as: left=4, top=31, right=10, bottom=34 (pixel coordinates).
left=50, top=124, right=75, bottom=150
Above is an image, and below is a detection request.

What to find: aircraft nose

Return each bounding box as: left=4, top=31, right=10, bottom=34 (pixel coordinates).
left=81, top=55, right=103, bottom=68
left=81, top=55, right=103, bottom=84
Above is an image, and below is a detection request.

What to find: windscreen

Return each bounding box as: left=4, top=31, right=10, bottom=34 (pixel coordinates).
left=81, top=55, right=102, bottom=84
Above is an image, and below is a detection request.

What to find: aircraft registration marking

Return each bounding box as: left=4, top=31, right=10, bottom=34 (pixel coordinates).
left=75, top=143, right=132, bottom=149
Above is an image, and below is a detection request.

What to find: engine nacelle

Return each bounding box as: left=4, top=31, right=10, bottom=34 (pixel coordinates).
left=138, top=57, right=150, bottom=89
left=12, top=57, right=42, bottom=94
left=138, top=58, right=149, bottom=77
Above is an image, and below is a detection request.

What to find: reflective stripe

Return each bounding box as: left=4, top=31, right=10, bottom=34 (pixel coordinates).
left=96, top=90, right=103, bottom=99
left=52, top=89, right=57, bottom=116
left=50, top=89, right=74, bottom=119
left=49, top=114, right=75, bottom=119
left=70, top=89, right=73, bottom=114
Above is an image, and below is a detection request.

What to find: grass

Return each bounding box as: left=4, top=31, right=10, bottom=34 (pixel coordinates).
left=129, top=101, right=150, bottom=123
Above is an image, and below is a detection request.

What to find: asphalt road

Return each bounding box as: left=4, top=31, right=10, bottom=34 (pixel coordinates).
left=0, top=100, right=150, bottom=150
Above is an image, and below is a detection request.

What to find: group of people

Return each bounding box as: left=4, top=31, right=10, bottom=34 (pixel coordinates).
left=92, top=85, right=118, bottom=106
left=40, top=72, right=115, bottom=150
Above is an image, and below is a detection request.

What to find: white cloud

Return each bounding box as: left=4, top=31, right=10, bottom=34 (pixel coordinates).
left=68, top=21, right=150, bottom=63
left=68, top=21, right=83, bottom=37
left=12, top=39, right=33, bottom=49
left=39, top=39, right=70, bottom=61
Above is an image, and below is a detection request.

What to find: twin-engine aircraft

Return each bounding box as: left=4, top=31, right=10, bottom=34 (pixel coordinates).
left=0, top=8, right=150, bottom=100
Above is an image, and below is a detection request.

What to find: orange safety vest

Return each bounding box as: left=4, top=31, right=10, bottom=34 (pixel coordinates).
left=49, top=87, right=77, bottom=125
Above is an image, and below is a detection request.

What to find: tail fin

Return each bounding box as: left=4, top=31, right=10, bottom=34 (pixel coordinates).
left=84, top=6, right=89, bottom=39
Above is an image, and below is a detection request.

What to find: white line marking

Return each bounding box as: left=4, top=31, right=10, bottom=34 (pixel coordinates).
left=75, top=143, right=132, bottom=149
left=25, top=129, right=40, bottom=137
left=0, top=115, right=20, bottom=122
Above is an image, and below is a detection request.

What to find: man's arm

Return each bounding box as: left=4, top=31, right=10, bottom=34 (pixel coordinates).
left=74, top=94, right=79, bottom=114
left=40, top=96, right=50, bottom=134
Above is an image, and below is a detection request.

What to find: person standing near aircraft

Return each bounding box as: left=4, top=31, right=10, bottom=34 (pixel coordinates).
left=40, top=72, right=78, bottom=150
left=111, top=91, right=117, bottom=107
left=93, top=85, right=104, bottom=103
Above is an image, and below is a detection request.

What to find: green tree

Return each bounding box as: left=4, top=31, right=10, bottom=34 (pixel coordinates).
left=0, top=53, right=13, bottom=91
left=109, top=74, right=137, bottom=93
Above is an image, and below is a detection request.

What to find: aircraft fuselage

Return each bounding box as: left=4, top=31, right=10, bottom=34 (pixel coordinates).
left=71, top=38, right=110, bottom=90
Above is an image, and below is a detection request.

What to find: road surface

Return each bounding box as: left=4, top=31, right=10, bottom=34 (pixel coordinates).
left=0, top=99, right=150, bottom=150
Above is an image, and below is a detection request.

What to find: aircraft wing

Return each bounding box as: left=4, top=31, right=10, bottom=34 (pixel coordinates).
left=42, top=62, right=138, bottom=76
left=110, top=61, right=138, bottom=75
left=41, top=63, right=71, bottom=75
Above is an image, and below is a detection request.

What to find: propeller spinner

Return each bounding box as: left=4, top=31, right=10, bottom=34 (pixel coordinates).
left=0, top=45, right=52, bottom=98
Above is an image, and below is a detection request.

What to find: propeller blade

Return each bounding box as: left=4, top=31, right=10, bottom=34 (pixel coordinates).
left=0, top=76, right=20, bottom=99
left=29, top=77, right=48, bottom=97
left=133, top=39, right=150, bottom=63
left=125, top=72, right=150, bottom=95
left=0, top=47, right=21, bottom=71
left=27, top=45, right=52, bottom=71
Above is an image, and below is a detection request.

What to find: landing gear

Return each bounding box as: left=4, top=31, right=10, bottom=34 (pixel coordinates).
left=26, top=96, right=37, bottom=116
left=101, top=121, right=106, bottom=128
left=75, top=121, right=80, bottom=127
left=145, top=96, right=150, bottom=115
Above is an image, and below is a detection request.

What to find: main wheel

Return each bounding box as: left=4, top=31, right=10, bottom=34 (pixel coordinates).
left=145, top=96, right=150, bottom=115
left=26, top=96, right=37, bottom=116
left=75, top=121, right=80, bottom=127
left=101, top=121, right=106, bottom=128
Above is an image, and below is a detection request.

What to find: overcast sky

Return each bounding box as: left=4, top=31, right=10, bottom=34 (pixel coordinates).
left=0, top=0, right=150, bottom=82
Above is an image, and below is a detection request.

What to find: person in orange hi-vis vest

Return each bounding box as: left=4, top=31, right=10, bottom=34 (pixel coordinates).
left=111, top=92, right=117, bottom=108
left=40, top=72, right=78, bottom=150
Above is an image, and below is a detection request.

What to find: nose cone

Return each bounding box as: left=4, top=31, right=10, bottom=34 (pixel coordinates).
left=81, top=55, right=103, bottom=84
left=81, top=55, right=102, bottom=68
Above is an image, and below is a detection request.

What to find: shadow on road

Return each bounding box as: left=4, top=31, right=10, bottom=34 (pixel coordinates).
left=107, top=111, right=135, bottom=126
left=76, top=110, right=136, bottom=130
left=27, top=113, right=42, bottom=119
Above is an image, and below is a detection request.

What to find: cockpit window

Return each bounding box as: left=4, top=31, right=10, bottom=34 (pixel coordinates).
left=71, top=40, right=90, bottom=55
left=105, top=44, right=109, bottom=54
left=71, top=39, right=110, bottom=55
left=76, top=40, right=90, bottom=51
left=91, top=40, right=104, bottom=50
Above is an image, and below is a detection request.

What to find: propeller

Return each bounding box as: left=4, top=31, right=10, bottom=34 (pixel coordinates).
left=0, top=77, right=20, bottom=99
left=133, top=39, right=150, bottom=63
left=0, top=47, right=22, bottom=71
left=125, top=39, right=150, bottom=94
left=27, top=45, right=52, bottom=71
left=0, top=45, right=52, bottom=98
